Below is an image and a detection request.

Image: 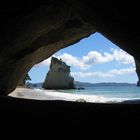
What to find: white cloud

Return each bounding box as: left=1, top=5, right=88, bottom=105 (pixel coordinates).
left=83, top=51, right=113, bottom=64
left=35, top=48, right=134, bottom=70
left=71, top=71, right=114, bottom=78
left=72, top=67, right=135, bottom=78
left=82, top=49, right=134, bottom=65
left=57, top=53, right=88, bottom=70
left=112, top=49, right=134, bottom=64
left=35, top=53, right=89, bottom=70
left=109, top=67, right=135, bottom=75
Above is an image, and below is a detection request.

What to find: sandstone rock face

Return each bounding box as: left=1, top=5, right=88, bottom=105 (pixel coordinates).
left=42, top=57, right=75, bottom=89
left=1, top=1, right=140, bottom=95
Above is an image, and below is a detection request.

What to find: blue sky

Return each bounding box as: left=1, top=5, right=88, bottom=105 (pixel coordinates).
left=29, top=33, right=137, bottom=83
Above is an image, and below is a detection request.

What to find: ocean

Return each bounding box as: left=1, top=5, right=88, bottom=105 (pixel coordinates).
left=31, top=85, right=140, bottom=103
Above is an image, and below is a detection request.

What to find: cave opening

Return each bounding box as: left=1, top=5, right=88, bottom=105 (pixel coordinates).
left=9, top=33, right=140, bottom=103
left=1, top=1, right=140, bottom=131
left=29, top=32, right=137, bottom=84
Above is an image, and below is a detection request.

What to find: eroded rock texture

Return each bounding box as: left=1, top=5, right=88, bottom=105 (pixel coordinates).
left=135, top=60, right=140, bottom=86
left=0, top=1, right=140, bottom=95
left=42, top=57, right=75, bottom=89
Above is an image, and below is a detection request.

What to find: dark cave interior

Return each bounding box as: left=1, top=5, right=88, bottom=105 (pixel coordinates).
left=0, top=1, right=140, bottom=136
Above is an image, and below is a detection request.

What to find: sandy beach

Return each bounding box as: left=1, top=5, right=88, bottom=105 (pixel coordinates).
left=9, top=87, right=140, bottom=104
left=9, top=87, right=108, bottom=103
left=9, top=87, right=89, bottom=103
left=9, top=87, right=67, bottom=101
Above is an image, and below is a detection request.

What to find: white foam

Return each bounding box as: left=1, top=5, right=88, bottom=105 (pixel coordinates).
left=34, top=88, right=136, bottom=103
left=10, top=88, right=140, bottom=103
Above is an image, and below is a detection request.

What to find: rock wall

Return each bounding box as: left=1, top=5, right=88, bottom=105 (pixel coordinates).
left=135, top=59, right=140, bottom=86
left=1, top=1, right=140, bottom=95
left=42, top=57, right=75, bottom=89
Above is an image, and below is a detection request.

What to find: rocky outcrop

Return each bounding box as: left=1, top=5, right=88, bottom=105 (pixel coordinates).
left=1, top=1, right=140, bottom=95
left=18, top=74, right=31, bottom=87
left=135, top=59, right=140, bottom=86
left=42, top=57, right=75, bottom=89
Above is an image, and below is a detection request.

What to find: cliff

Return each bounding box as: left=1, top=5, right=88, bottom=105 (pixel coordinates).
left=42, top=57, right=75, bottom=89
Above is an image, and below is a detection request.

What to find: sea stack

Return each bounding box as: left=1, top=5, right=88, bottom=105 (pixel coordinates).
left=42, top=57, right=75, bottom=89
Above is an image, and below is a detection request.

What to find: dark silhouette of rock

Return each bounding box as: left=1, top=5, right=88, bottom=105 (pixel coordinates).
left=18, top=74, right=31, bottom=87
left=137, top=81, right=140, bottom=86
left=42, top=57, right=75, bottom=89
left=135, top=59, right=140, bottom=86
left=77, top=87, right=85, bottom=90
left=76, top=98, right=86, bottom=102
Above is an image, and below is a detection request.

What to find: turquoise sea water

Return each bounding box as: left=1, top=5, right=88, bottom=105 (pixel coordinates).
left=60, top=85, right=140, bottom=98
left=27, top=84, right=140, bottom=103
left=53, top=85, right=140, bottom=102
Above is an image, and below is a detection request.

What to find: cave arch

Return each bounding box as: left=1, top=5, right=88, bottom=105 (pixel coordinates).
left=28, top=33, right=137, bottom=85
left=1, top=1, right=140, bottom=95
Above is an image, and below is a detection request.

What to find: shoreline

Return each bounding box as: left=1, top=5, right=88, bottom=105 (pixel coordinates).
left=9, top=87, right=67, bottom=101
left=9, top=87, right=140, bottom=104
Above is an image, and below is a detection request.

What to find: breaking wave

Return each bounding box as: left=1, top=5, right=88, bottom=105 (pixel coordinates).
left=34, top=88, right=140, bottom=103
